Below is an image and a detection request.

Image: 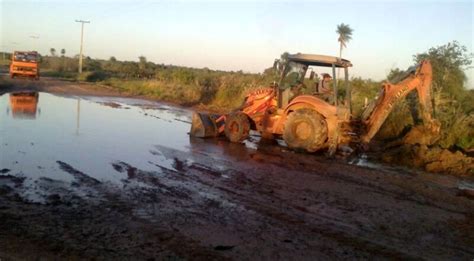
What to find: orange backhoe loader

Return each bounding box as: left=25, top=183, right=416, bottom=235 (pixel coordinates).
left=10, top=51, right=40, bottom=80
left=190, top=53, right=440, bottom=154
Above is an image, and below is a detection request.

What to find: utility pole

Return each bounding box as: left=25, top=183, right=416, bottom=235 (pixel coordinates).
left=75, top=20, right=90, bottom=73
left=29, top=35, right=40, bottom=53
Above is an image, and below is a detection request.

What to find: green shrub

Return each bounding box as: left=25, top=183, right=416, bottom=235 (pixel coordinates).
left=350, top=77, right=381, bottom=117
left=77, top=71, right=108, bottom=82
left=41, top=70, right=77, bottom=79
left=434, top=90, right=473, bottom=150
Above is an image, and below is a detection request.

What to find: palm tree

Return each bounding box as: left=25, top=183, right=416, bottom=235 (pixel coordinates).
left=336, top=23, right=353, bottom=59
left=336, top=23, right=353, bottom=78
left=60, top=49, right=66, bottom=71
left=50, top=48, right=56, bottom=56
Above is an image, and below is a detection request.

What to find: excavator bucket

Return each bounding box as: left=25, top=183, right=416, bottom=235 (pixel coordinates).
left=190, top=112, right=225, bottom=138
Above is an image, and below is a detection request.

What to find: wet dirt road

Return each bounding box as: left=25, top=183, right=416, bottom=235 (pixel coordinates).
left=0, top=78, right=473, bottom=260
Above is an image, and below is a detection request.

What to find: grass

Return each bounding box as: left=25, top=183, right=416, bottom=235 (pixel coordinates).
left=99, top=73, right=272, bottom=112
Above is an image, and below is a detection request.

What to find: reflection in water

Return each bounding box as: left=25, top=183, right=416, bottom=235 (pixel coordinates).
left=76, top=98, right=80, bottom=136
left=188, top=134, right=283, bottom=163
left=8, top=92, right=40, bottom=119
left=0, top=92, right=192, bottom=201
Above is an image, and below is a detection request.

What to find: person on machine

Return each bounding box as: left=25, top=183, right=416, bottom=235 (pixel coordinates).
left=318, top=73, right=333, bottom=94
left=316, top=73, right=333, bottom=103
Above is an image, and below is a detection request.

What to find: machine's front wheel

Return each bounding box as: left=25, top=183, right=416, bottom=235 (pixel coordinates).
left=283, top=109, right=328, bottom=152
left=225, top=112, right=250, bottom=143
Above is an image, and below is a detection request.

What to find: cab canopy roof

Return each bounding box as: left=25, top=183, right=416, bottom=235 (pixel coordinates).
left=288, top=53, right=352, bottom=68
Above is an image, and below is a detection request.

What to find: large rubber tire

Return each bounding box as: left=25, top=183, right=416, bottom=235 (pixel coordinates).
left=283, top=108, right=328, bottom=152
left=225, top=112, right=250, bottom=143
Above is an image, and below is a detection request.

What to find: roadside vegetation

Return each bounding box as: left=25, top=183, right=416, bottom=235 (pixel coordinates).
left=1, top=41, right=472, bottom=159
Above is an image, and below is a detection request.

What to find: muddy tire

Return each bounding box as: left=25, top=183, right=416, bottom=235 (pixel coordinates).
left=225, top=112, right=250, bottom=143
left=283, top=109, right=328, bottom=152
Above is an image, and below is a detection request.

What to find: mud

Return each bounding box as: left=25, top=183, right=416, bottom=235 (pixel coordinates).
left=382, top=144, right=474, bottom=176
left=0, top=76, right=474, bottom=259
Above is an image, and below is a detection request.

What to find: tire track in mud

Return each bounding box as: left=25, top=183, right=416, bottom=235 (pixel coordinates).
left=250, top=146, right=473, bottom=216
left=57, top=161, right=101, bottom=187
left=0, top=162, right=232, bottom=259
left=175, top=170, right=420, bottom=259
left=251, top=146, right=472, bottom=210
left=0, top=197, right=229, bottom=260
left=147, top=144, right=474, bottom=259
left=142, top=152, right=393, bottom=256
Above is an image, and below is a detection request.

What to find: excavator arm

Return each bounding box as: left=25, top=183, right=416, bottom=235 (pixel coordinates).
left=360, top=60, right=440, bottom=144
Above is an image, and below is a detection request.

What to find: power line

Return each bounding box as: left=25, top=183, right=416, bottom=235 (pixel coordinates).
left=75, top=19, right=90, bottom=73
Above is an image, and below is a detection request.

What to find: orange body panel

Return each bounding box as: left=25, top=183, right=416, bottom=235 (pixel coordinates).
left=9, top=51, right=40, bottom=79
left=243, top=90, right=347, bottom=148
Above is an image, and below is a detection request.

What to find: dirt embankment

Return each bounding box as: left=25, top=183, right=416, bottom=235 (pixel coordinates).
left=382, top=144, right=473, bottom=176
left=0, top=76, right=125, bottom=97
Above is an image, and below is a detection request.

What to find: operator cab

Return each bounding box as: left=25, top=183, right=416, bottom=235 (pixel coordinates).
left=276, top=53, right=353, bottom=112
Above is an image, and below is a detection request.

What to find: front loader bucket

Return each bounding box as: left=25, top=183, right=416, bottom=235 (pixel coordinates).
left=190, top=112, right=225, bottom=138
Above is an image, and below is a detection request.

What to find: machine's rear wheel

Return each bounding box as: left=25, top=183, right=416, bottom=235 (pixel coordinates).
left=283, top=108, right=328, bottom=152
left=225, top=112, right=250, bottom=143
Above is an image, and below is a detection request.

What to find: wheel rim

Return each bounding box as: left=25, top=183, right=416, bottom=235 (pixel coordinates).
left=294, top=121, right=311, bottom=140
left=230, top=121, right=239, bottom=134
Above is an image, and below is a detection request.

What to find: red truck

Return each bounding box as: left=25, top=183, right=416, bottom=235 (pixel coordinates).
left=10, top=51, right=40, bottom=80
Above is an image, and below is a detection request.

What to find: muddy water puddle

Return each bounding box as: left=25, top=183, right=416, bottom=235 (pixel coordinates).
left=0, top=92, right=198, bottom=202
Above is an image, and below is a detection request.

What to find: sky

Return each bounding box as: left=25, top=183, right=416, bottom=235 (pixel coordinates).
left=1, top=0, right=473, bottom=87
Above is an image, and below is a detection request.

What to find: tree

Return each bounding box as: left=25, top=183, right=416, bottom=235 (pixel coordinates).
left=386, top=68, right=405, bottom=83
left=84, top=56, right=102, bottom=71
left=274, top=52, right=290, bottom=76
left=336, top=23, right=353, bottom=58
left=138, top=56, right=147, bottom=77
left=336, top=23, right=353, bottom=78
left=138, top=56, right=147, bottom=67
left=109, top=56, right=117, bottom=62
left=413, top=41, right=472, bottom=100
left=50, top=48, right=56, bottom=57
left=60, top=48, right=66, bottom=57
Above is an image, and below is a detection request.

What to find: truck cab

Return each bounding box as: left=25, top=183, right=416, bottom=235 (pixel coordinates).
left=10, top=51, right=40, bottom=80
